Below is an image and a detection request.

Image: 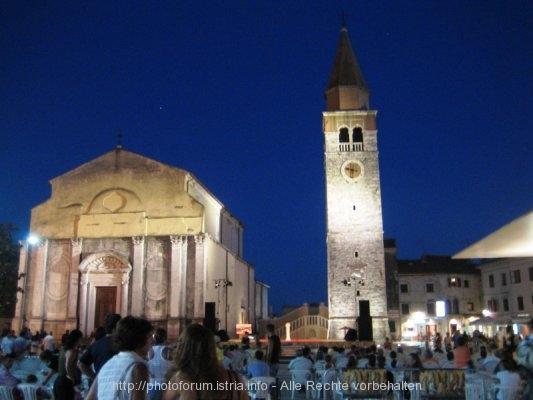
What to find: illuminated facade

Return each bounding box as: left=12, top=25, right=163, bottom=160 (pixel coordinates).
left=13, top=149, right=263, bottom=338
left=323, top=26, right=388, bottom=340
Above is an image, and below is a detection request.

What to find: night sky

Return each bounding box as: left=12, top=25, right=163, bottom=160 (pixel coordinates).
left=1, top=1, right=532, bottom=313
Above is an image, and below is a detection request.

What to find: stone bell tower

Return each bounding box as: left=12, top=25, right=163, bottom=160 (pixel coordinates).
left=324, top=26, right=388, bottom=340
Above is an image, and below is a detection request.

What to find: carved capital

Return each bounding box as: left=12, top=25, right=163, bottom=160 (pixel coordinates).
left=121, top=272, right=130, bottom=286
left=132, top=236, right=145, bottom=246
left=170, top=235, right=186, bottom=245
left=71, top=238, right=83, bottom=251
left=194, top=234, right=205, bottom=246
left=80, top=273, right=89, bottom=286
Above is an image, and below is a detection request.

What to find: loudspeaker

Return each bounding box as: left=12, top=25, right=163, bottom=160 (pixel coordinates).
left=358, top=300, right=373, bottom=341
left=344, top=328, right=358, bottom=341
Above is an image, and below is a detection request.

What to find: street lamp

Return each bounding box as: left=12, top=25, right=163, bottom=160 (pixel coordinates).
left=27, top=234, right=40, bottom=246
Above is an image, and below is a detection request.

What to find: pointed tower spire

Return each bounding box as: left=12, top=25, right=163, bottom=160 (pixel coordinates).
left=325, top=26, right=370, bottom=111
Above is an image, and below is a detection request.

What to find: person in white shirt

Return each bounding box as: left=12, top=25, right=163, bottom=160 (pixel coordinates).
left=495, top=358, right=522, bottom=400
left=334, top=348, right=349, bottom=369
left=396, top=346, right=408, bottom=367
left=1, top=330, right=16, bottom=355
left=289, top=348, right=313, bottom=384
left=42, top=332, right=56, bottom=352
left=476, top=345, right=501, bottom=374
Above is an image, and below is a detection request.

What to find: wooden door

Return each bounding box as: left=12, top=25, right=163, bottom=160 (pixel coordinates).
left=94, top=287, right=117, bottom=330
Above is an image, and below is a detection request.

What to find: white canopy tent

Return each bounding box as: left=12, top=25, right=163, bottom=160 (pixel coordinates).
left=454, top=210, right=533, bottom=259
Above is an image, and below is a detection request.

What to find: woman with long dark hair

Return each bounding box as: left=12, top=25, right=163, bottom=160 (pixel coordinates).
left=164, top=324, right=248, bottom=400
left=53, top=329, right=83, bottom=400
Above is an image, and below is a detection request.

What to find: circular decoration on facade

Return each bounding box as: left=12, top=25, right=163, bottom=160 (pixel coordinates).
left=102, top=191, right=126, bottom=212
left=341, top=160, right=364, bottom=182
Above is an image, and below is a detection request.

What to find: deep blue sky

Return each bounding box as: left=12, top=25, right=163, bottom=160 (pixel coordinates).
left=1, top=1, right=532, bottom=313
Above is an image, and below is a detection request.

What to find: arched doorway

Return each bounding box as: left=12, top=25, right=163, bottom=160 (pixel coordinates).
left=78, top=252, right=132, bottom=335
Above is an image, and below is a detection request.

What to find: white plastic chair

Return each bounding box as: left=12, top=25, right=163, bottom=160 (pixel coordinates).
left=18, top=384, right=39, bottom=400
left=0, top=385, right=15, bottom=400
left=290, top=370, right=312, bottom=399
left=248, top=376, right=276, bottom=400
left=314, top=368, right=336, bottom=400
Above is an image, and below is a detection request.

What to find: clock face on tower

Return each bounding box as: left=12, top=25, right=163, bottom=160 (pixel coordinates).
left=341, top=160, right=364, bottom=182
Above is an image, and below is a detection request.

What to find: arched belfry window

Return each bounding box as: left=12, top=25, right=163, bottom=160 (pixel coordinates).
left=339, top=127, right=349, bottom=143
left=353, top=127, right=363, bottom=143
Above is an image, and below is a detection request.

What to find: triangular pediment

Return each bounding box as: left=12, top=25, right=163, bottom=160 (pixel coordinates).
left=51, top=148, right=187, bottom=182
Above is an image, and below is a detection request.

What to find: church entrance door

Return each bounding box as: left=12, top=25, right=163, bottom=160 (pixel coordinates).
left=94, top=287, right=117, bottom=330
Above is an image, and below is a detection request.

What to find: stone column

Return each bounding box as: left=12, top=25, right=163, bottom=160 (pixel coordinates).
left=193, top=234, right=205, bottom=321
left=67, top=239, right=82, bottom=325
left=13, top=242, right=28, bottom=330
left=179, top=237, right=188, bottom=318
left=168, top=235, right=188, bottom=338
left=169, top=236, right=188, bottom=317
left=121, top=271, right=130, bottom=316
left=79, top=273, right=89, bottom=335
left=30, top=241, right=48, bottom=329
left=131, top=236, right=145, bottom=316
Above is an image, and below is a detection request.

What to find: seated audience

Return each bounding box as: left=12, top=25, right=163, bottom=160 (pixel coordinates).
left=247, top=350, right=270, bottom=378
left=334, top=347, right=349, bottom=369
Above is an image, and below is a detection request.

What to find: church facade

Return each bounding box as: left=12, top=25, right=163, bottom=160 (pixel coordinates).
left=13, top=149, right=263, bottom=338
left=324, top=27, right=388, bottom=340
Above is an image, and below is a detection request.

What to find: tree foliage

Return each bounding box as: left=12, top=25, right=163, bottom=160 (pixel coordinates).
left=0, top=224, right=19, bottom=317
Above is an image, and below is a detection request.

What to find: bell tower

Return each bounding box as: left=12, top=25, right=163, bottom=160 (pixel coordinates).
left=324, top=26, right=388, bottom=340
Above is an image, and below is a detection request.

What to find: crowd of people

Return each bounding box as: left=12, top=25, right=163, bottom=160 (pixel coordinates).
left=0, top=318, right=531, bottom=399
left=282, top=323, right=532, bottom=399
